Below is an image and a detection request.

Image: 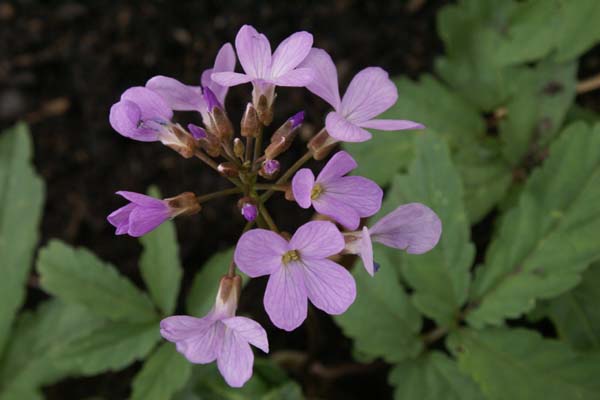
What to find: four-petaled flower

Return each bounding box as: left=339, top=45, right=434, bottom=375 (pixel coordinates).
left=299, top=48, right=424, bottom=142
left=161, top=276, right=268, bottom=388
left=234, top=221, right=356, bottom=331
left=211, top=25, right=315, bottom=108
left=292, top=151, right=382, bottom=230
left=344, top=203, right=442, bottom=276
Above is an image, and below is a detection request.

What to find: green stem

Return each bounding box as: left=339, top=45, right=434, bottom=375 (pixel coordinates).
left=260, top=150, right=313, bottom=202
left=245, top=136, right=254, bottom=163
left=252, top=126, right=264, bottom=171
left=196, top=187, right=243, bottom=203
left=258, top=204, right=278, bottom=232
left=254, top=183, right=288, bottom=191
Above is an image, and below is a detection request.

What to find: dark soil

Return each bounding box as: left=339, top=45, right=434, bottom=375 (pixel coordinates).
left=0, top=0, right=454, bottom=398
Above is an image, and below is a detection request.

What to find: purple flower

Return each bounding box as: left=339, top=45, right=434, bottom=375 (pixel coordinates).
left=145, top=42, right=236, bottom=113
left=344, top=203, right=442, bottom=276
left=292, top=151, right=382, bottom=230
left=161, top=276, right=269, bottom=388
left=299, top=48, right=424, bottom=142
left=241, top=203, right=258, bottom=222
left=109, top=87, right=174, bottom=142
left=107, top=191, right=171, bottom=237
left=263, top=159, right=280, bottom=176
left=234, top=221, right=356, bottom=331
left=211, top=25, right=315, bottom=104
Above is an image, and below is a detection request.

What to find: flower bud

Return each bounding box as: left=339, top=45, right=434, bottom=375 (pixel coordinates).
left=259, top=159, right=280, bottom=179
left=264, top=111, right=304, bottom=160
left=165, top=192, right=201, bottom=217
left=187, top=123, right=207, bottom=140
left=203, top=87, right=234, bottom=141
left=233, top=138, right=245, bottom=159
left=241, top=103, right=260, bottom=137
left=241, top=203, right=258, bottom=222
left=214, top=274, right=242, bottom=318
left=217, top=162, right=239, bottom=177
left=308, top=128, right=337, bottom=160
left=159, top=124, right=198, bottom=158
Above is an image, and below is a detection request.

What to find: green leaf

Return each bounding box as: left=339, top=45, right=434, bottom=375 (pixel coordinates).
left=468, top=122, right=600, bottom=327
left=55, top=320, right=159, bottom=375
left=448, top=328, right=600, bottom=400
left=334, top=249, right=423, bottom=362
left=542, top=263, right=600, bottom=350
left=499, top=60, right=577, bottom=166
left=0, top=123, right=44, bottom=356
left=37, top=240, right=157, bottom=322
left=389, top=351, right=484, bottom=400
left=139, top=186, right=182, bottom=315
left=344, top=75, right=484, bottom=186
left=0, top=300, right=104, bottom=396
left=389, top=132, right=475, bottom=326
left=455, top=140, right=512, bottom=223
left=494, top=0, right=600, bottom=65
left=130, top=342, right=191, bottom=400
left=187, top=248, right=240, bottom=316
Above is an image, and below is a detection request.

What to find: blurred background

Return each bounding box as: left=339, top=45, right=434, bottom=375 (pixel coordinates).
left=2, top=0, right=600, bottom=399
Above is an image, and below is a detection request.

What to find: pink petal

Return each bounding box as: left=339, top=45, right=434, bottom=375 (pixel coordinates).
left=217, top=324, right=254, bottom=387
left=160, top=316, right=222, bottom=363
left=128, top=205, right=171, bottom=237
left=290, top=221, right=344, bottom=258
left=235, top=25, right=271, bottom=79
left=121, top=86, right=173, bottom=120
left=222, top=316, right=269, bottom=353
left=370, top=203, right=442, bottom=254
left=271, top=68, right=315, bottom=87
left=291, top=168, right=315, bottom=209
left=234, top=229, right=289, bottom=277
left=109, top=100, right=159, bottom=142
left=202, top=43, right=236, bottom=104
left=299, top=48, right=341, bottom=109
left=358, top=119, right=425, bottom=131
left=312, top=194, right=361, bottom=230
left=315, top=150, right=357, bottom=184
left=270, top=31, right=313, bottom=78
left=145, top=76, right=204, bottom=111
left=107, top=203, right=135, bottom=235
left=211, top=71, right=253, bottom=87
left=323, top=176, right=383, bottom=217
left=301, top=258, right=356, bottom=314
left=116, top=191, right=165, bottom=207
left=325, top=111, right=372, bottom=142
left=340, top=67, right=397, bottom=123
left=264, top=263, right=307, bottom=331
left=359, top=227, right=375, bottom=276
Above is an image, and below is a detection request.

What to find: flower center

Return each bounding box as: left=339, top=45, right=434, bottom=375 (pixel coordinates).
left=282, top=249, right=300, bottom=264
left=311, top=183, right=324, bottom=200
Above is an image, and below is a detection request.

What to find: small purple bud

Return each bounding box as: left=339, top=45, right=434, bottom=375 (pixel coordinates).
left=187, top=123, right=207, bottom=140
left=289, top=111, right=305, bottom=129
left=264, top=159, right=280, bottom=176
left=203, top=86, right=222, bottom=112
left=241, top=203, right=258, bottom=222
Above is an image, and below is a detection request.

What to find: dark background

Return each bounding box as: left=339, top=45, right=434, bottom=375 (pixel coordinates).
left=0, top=0, right=449, bottom=398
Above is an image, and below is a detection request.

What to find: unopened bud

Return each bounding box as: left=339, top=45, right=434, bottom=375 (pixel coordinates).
left=259, top=159, right=280, bottom=179
left=214, top=274, right=242, bottom=318
left=233, top=138, right=245, bottom=159
left=187, top=123, right=207, bottom=140
left=241, top=103, right=260, bottom=137
left=211, top=107, right=234, bottom=141
left=217, top=162, right=239, bottom=177
left=198, top=134, right=221, bottom=157
left=238, top=197, right=258, bottom=222
left=308, top=128, right=337, bottom=160
left=264, top=111, right=304, bottom=159
left=165, top=192, right=201, bottom=217
left=284, top=186, right=295, bottom=201
left=203, top=87, right=222, bottom=112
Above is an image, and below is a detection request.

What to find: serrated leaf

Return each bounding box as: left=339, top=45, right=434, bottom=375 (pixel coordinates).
left=0, top=300, right=104, bottom=396
left=37, top=240, right=157, bottom=322
left=55, top=320, right=159, bottom=375
left=468, top=122, right=600, bottom=327
left=0, top=123, right=44, bottom=357
left=187, top=248, right=238, bottom=316
left=389, top=351, right=484, bottom=400
left=448, top=328, right=600, bottom=400
left=344, top=75, right=484, bottom=186
left=542, top=263, right=600, bottom=350
left=499, top=60, right=577, bottom=166
left=388, top=132, right=474, bottom=327
left=130, top=342, right=191, bottom=400
left=455, top=140, right=512, bottom=223
left=139, top=186, right=182, bottom=315
left=334, top=249, right=423, bottom=362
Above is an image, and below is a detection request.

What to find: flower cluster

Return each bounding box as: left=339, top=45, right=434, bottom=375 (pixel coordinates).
left=108, top=25, right=441, bottom=387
